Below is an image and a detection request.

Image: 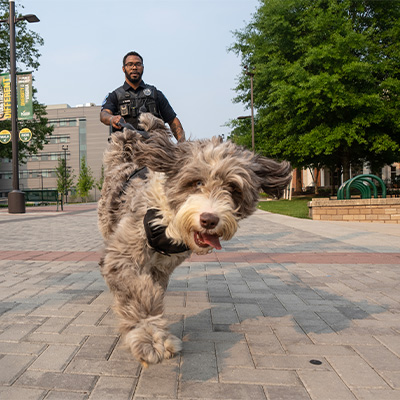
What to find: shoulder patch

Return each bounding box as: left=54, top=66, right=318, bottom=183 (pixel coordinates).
left=101, top=94, right=109, bottom=106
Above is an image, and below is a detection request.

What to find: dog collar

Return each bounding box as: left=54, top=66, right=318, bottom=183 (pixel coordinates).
left=144, top=209, right=189, bottom=256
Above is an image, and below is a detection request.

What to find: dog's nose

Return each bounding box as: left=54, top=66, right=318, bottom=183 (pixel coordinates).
left=200, top=212, right=219, bottom=230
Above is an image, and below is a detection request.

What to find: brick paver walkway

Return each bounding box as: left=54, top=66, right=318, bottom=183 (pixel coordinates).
left=0, top=203, right=399, bottom=399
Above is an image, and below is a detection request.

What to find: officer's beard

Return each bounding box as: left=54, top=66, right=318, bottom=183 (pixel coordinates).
left=125, top=70, right=143, bottom=85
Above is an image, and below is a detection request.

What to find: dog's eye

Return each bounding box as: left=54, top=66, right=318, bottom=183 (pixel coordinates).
left=193, top=180, right=203, bottom=188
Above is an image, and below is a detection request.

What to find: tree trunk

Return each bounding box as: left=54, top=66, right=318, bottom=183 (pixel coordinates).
left=342, top=152, right=351, bottom=183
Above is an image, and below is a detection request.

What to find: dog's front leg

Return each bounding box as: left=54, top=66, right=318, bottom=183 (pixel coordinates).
left=100, top=254, right=182, bottom=366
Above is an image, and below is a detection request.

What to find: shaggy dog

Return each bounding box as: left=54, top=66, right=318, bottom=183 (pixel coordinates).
left=98, top=113, right=291, bottom=367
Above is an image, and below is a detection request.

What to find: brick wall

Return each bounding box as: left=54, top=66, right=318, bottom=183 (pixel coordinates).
left=308, top=198, right=400, bottom=223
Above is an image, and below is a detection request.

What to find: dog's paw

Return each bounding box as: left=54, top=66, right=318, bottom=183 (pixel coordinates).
left=124, top=322, right=181, bottom=366
left=164, top=334, right=182, bottom=359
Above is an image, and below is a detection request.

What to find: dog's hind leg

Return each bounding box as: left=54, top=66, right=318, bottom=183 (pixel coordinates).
left=101, top=257, right=181, bottom=365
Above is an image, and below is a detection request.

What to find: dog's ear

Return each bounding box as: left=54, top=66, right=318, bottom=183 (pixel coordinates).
left=250, top=155, right=292, bottom=199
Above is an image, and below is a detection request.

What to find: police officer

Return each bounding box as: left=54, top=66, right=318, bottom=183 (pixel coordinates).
left=100, top=51, right=185, bottom=142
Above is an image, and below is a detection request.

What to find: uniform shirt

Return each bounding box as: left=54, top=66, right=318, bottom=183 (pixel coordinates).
left=101, top=81, right=177, bottom=124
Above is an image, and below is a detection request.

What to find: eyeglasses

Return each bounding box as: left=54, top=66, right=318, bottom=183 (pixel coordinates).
left=124, top=62, right=143, bottom=68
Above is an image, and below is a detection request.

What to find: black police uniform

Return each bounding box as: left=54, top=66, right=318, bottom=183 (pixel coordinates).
left=101, top=81, right=177, bottom=131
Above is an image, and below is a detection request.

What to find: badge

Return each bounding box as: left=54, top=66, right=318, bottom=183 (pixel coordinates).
left=143, top=88, right=151, bottom=96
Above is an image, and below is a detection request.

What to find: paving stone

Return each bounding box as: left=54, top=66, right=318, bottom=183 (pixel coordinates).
left=375, top=335, right=400, bottom=357
left=0, top=386, right=46, bottom=400
left=351, top=388, right=400, bottom=400
left=298, top=370, right=357, bottom=400
left=216, top=341, right=254, bottom=368
left=379, top=371, right=400, bottom=389
left=354, top=345, right=400, bottom=371
left=45, top=391, right=89, bottom=400
left=28, top=344, right=79, bottom=372
left=89, top=376, right=137, bottom=399
left=179, top=381, right=266, bottom=399
left=34, top=317, right=75, bottom=334
left=235, top=303, right=263, bottom=322
left=253, top=354, right=331, bottom=370
left=327, top=355, right=389, bottom=388
left=25, top=332, right=87, bottom=345
left=70, top=310, right=106, bottom=326
left=0, top=323, right=40, bottom=341
left=211, top=304, right=239, bottom=325
left=135, top=361, right=179, bottom=398
left=264, top=385, right=311, bottom=400
left=246, top=332, right=285, bottom=355
left=180, top=351, right=218, bottom=382
left=220, top=367, right=299, bottom=385
left=75, top=335, right=119, bottom=360
left=65, top=358, right=141, bottom=377
left=0, top=341, right=46, bottom=355
left=15, top=370, right=98, bottom=392
left=0, top=354, right=36, bottom=385
left=286, top=343, right=356, bottom=356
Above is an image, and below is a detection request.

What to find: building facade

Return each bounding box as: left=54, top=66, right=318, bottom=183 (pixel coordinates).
left=0, top=103, right=109, bottom=201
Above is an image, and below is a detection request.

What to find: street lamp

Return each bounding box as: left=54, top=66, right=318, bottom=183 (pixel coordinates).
left=245, top=66, right=255, bottom=151
left=62, top=145, right=68, bottom=203
left=0, top=1, right=39, bottom=213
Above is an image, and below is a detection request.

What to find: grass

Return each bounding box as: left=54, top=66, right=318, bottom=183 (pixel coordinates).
left=257, top=196, right=312, bottom=219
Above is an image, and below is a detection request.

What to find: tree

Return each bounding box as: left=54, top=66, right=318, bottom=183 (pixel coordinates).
left=55, top=157, right=75, bottom=203
left=0, top=2, right=52, bottom=162
left=96, top=164, right=104, bottom=192
left=229, top=0, right=400, bottom=182
left=226, top=117, right=253, bottom=149
left=76, top=156, right=95, bottom=202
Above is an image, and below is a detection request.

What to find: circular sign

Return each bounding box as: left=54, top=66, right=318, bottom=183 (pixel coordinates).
left=0, top=130, right=11, bottom=144
left=19, top=128, right=32, bottom=142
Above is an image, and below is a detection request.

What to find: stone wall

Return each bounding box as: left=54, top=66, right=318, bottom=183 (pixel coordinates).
left=308, top=198, right=400, bottom=223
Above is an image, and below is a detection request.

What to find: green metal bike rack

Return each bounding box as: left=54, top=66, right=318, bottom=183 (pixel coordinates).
left=337, top=174, right=386, bottom=200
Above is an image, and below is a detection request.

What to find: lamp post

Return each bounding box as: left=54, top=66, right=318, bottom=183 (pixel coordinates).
left=0, top=1, right=39, bottom=213
left=62, top=145, right=68, bottom=203
left=245, top=67, right=255, bottom=152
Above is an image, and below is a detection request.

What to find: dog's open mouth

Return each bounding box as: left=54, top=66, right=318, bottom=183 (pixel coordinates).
left=194, top=232, right=222, bottom=250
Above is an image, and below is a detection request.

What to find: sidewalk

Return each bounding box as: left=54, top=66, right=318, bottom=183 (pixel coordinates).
left=0, top=203, right=399, bottom=400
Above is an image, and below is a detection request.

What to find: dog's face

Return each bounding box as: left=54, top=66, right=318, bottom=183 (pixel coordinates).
left=127, top=116, right=292, bottom=255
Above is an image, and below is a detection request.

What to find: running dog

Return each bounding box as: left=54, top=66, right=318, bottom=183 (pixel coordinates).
left=98, top=113, right=291, bottom=367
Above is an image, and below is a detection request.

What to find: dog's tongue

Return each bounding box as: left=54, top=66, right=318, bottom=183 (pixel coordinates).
left=202, top=233, right=222, bottom=250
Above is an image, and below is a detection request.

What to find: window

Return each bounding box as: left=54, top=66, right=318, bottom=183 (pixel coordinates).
left=46, top=135, right=70, bottom=144
left=48, top=118, right=77, bottom=127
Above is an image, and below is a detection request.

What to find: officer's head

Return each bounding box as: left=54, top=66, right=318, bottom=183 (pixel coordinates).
left=123, top=51, right=144, bottom=85
left=123, top=51, right=143, bottom=66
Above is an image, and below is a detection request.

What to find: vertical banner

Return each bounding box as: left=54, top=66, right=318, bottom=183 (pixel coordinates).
left=17, top=72, right=33, bottom=120
left=0, top=72, right=12, bottom=121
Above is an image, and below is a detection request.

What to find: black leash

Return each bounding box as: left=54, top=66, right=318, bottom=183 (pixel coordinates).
left=117, top=120, right=150, bottom=139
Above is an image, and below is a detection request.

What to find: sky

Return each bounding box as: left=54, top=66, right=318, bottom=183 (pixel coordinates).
left=14, top=0, right=260, bottom=140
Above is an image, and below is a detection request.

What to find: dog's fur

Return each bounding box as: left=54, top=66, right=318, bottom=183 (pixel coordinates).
left=98, top=113, right=292, bottom=366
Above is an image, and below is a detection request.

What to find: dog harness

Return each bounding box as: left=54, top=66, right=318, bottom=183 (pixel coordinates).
left=144, top=209, right=189, bottom=256
left=119, top=166, right=189, bottom=256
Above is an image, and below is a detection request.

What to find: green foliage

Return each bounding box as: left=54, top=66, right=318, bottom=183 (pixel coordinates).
left=55, top=157, right=75, bottom=198
left=96, top=164, right=104, bottom=191
left=0, top=2, right=51, bottom=162
left=229, top=0, right=400, bottom=173
left=76, top=156, right=95, bottom=202
left=226, top=117, right=253, bottom=148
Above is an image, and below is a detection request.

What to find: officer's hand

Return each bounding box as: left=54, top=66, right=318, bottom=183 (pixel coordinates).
left=109, top=115, right=123, bottom=129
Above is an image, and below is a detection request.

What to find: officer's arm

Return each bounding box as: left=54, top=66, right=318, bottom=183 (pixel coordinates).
left=169, top=117, right=186, bottom=142
left=100, top=109, right=122, bottom=130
